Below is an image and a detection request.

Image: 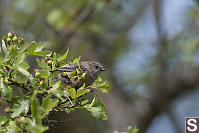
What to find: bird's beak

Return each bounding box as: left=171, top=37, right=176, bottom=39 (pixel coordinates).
left=101, top=68, right=106, bottom=71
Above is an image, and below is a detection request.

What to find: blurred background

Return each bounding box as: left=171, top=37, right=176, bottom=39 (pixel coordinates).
left=0, top=0, right=199, bottom=132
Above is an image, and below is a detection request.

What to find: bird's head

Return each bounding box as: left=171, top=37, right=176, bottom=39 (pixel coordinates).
left=82, top=61, right=106, bottom=77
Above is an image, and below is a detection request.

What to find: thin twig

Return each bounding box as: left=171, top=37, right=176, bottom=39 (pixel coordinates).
left=0, top=96, right=14, bottom=105
left=8, top=79, right=31, bottom=92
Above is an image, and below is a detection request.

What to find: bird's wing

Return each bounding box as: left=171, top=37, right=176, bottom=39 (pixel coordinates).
left=55, top=63, right=79, bottom=72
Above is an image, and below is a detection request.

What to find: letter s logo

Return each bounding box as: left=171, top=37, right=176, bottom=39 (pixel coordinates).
left=187, top=119, right=197, bottom=132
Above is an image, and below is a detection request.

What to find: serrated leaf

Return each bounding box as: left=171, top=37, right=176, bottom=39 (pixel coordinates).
left=77, top=85, right=90, bottom=98
left=0, top=81, right=12, bottom=101
left=92, top=76, right=110, bottom=93
left=14, top=74, right=28, bottom=83
left=41, top=96, right=59, bottom=118
left=36, top=58, right=43, bottom=68
left=27, top=42, right=37, bottom=53
left=49, top=81, right=64, bottom=101
left=58, top=47, right=69, bottom=62
left=49, top=89, right=64, bottom=101
left=31, top=93, right=41, bottom=124
left=19, top=42, right=32, bottom=53
left=35, top=42, right=46, bottom=52
left=11, top=100, right=30, bottom=118
left=26, top=118, right=48, bottom=133
left=26, top=42, right=49, bottom=57
left=84, top=95, right=107, bottom=120
left=13, top=53, right=26, bottom=66
left=68, top=88, right=76, bottom=99
left=26, top=119, right=48, bottom=133
left=17, top=64, right=30, bottom=77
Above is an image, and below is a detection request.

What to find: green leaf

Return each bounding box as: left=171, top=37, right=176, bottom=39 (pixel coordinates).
left=36, top=58, right=43, bottom=68
left=26, top=119, right=48, bottom=133
left=92, top=76, right=110, bottom=93
left=49, top=81, right=65, bottom=101
left=26, top=42, right=49, bottom=57
left=14, top=74, right=28, bottom=83
left=27, top=41, right=37, bottom=53
left=36, top=59, right=51, bottom=78
left=19, top=42, right=32, bottom=53
left=52, top=52, right=58, bottom=68
left=17, top=64, right=30, bottom=77
left=41, top=96, right=59, bottom=118
left=68, top=88, right=76, bottom=99
left=31, top=93, right=41, bottom=124
left=9, top=45, right=18, bottom=57
left=6, top=121, right=19, bottom=133
left=35, top=42, right=46, bottom=52
left=36, top=59, right=50, bottom=70
left=40, top=70, right=50, bottom=79
left=0, top=116, right=8, bottom=126
left=57, top=47, right=69, bottom=62
left=0, top=81, right=12, bottom=101
left=49, top=89, right=65, bottom=101
left=70, top=71, right=77, bottom=77
left=1, top=40, right=7, bottom=53
left=77, top=85, right=90, bottom=98
left=84, top=95, right=107, bottom=120
left=13, top=53, right=26, bottom=66
left=81, top=99, right=89, bottom=105
left=51, top=80, right=61, bottom=89
left=20, top=63, right=30, bottom=70
left=11, top=99, right=30, bottom=118
left=33, top=51, right=52, bottom=57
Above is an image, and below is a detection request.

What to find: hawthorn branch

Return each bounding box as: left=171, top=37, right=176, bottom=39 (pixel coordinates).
left=131, top=65, right=199, bottom=132
left=165, top=105, right=182, bottom=133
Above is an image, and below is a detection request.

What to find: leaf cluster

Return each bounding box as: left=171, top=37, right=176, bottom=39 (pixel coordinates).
left=0, top=32, right=110, bottom=133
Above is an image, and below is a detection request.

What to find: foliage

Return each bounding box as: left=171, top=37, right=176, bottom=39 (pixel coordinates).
left=0, top=32, right=110, bottom=133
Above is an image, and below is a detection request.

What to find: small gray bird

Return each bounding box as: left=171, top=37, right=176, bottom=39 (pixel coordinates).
left=53, top=61, right=106, bottom=89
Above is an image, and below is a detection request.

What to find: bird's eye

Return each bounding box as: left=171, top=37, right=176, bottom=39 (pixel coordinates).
left=95, top=65, right=99, bottom=69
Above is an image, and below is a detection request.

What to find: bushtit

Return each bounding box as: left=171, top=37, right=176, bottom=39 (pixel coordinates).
left=53, top=61, right=106, bottom=89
